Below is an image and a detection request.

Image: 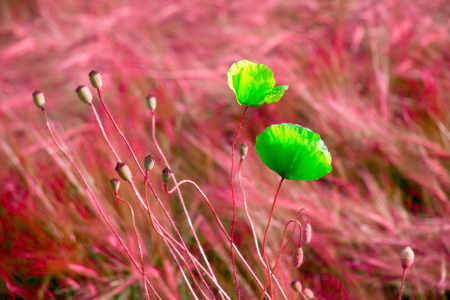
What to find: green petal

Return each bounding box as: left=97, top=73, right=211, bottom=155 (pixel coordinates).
left=227, top=60, right=288, bottom=106
left=255, top=123, right=332, bottom=180
left=264, top=85, right=289, bottom=104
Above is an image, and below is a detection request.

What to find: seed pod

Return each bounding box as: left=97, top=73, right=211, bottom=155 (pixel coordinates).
left=290, top=280, right=302, bottom=293
left=146, top=94, right=157, bottom=111
left=303, top=288, right=315, bottom=299
left=110, top=178, right=120, bottom=193
left=76, top=85, right=93, bottom=104
left=32, top=90, right=45, bottom=108
left=400, top=247, right=414, bottom=270
left=303, top=222, right=312, bottom=244
left=293, top=247, right=304, bottom=268
left=115, top=162, right=132, bottom=182
left=88, top=70, right=102, bottom=89
left=144, top=155, right=155, bottom=171
left=162, top=167, right=173, bottom=185
left=240, top=143, right=249, bottom=159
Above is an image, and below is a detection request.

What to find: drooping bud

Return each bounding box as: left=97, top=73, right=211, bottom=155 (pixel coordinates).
left=240, top=143, right=249, bottom=159
left=303, top=222, right=312, bottom=244
left=88, top=70, right=102, bottom=89
left=290, top=280, right=302, bottom=293
left=303, top=288, right=315, bottom=299
left=162, top=168, right=173, bottom=185
left=32, top=90, right=45, bottom=108
left=76, top=85, right=93, bottom=104
left=110, top=178, right=120, bottom=193
left=144, top=155, right=155, bottom=171
left=115, top=162, right=132, bottom=182
left=400, top=247, right=414, bottom=270
left=146, top=94, right=157, bottom=111
left=293, top=247, right=304, bottom=268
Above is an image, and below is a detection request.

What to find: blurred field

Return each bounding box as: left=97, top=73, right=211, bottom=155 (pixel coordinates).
left=1, top=0, right=450, bottom=299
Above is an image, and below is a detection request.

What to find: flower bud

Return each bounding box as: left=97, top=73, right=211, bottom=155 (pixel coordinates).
left=88, top=70, right=102, bottom=89
left=144, top=155, right=155, bottom=171
left=400, top=247, right=414, bottom=270
left=162, top=167, right=173, bottom=185
left=110, top=178, right=120, bottom=193
left=303, top=222, right=312, bottom=244
left=240, top=143, right=249, bottom=159
left=32, top=90, right=45, bottom=108
left=303, top=288, right=314, bottom=299
left=291, top=280, right=302, bottom=293
left=146, top=94, right=157, bottom=111
left=115, top=162, right=132, bottom=182
left=76, top=85, right=93, bottom=104
left=293, top=247, right=304, bottom=268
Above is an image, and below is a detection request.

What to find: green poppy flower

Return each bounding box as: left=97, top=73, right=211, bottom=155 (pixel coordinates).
left=227, top=60, right=289, bottom=107
left=255, top=123, right=332, bottom=180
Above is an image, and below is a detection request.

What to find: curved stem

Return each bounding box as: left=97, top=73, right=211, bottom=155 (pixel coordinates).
left=260, top=220, right=303, bottom=299
left=41, top=109, right=160, bottom=298
left=115, top=193, right=154, bottom=300
left=89, top=104, right=121, bottom=162
left=261, top=177, right=285, bottom=299
left=398, top=268, right=407, bottom=300
left=168, top=180, right=284, bottom=300
left=229, top=105, right=249, bottom=299
left=151, top=111, right=221, bottom=300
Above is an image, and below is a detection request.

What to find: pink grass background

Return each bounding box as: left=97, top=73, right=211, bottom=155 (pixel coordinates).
left=1, top=0, right=450, bottom=299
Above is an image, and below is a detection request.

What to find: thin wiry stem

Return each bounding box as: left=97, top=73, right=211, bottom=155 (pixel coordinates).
left=93, top=90, right=215, bottom=298
left=40, top=109, right=159, bottom=298
left=229, top=105, right=249, bottom=300
left=150, top=110, right=222, bottom=300
left=237, top=159, right=288, bottom=300
left=89, top=103, right=121, bottom=162
left=115, top=193, right=155, bottom=300
left=167, top=180, right=290, bottom=300
left=260, top=220, right=303, bottom=298
left=261, top=177, right=285, bottom=299
left=129, top=180, right=211, bottom=300
left=397, top=268, right=407, bottom=300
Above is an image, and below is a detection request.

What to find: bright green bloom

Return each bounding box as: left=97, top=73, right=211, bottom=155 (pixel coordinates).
left=227, top=60, right=289, bottom=107
left=256, top=123, right=332, bottom=180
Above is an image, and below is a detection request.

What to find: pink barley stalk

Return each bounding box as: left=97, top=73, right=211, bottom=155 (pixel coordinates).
left=229, top=105, right=249, bottom=299
left=34, top=94, right=159, bottom=297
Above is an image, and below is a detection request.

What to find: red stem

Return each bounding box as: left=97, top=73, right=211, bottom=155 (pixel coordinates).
left=398, top=268, right=407, bottom=300
left=261, top=177, right=285, bottom=299
left=230, top=105, right=248, bottom=299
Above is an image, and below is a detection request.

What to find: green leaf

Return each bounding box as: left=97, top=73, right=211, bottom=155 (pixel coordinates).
left=256, top=123, right=332, bottom=180
left=227, top=60, right=289, bottom=107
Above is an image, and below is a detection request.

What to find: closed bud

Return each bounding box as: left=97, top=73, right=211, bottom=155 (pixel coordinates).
left=400, top=247, right=414, bottom=270
left=76, top=85, right=93, bottom=104
left=303, top=288, right=315, bottom=299
left=290, top=280, right=302, bottom=293
left=303, top=223, right=312, bottom=244
left=240, top=143, right=249, bottom=159
left=110, top=178, right=120, bottom=193
left=88, top=70, right=102, bottom=89
left=146, top=94, right=157, bottom=111
left=32, top=90, right=45, bottom=109
left=115, top=162, right=132, bottom=182
left=162, top=167, right=173, bottom=185
left=293, top=247, right=304, bottom=268
left=144, top=155, right=155, bottom=171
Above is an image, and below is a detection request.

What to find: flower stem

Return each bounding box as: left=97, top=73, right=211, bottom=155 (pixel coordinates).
left=398, top=268, right=407, bottom=300
left=229, top=105, right=249, bottom=299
